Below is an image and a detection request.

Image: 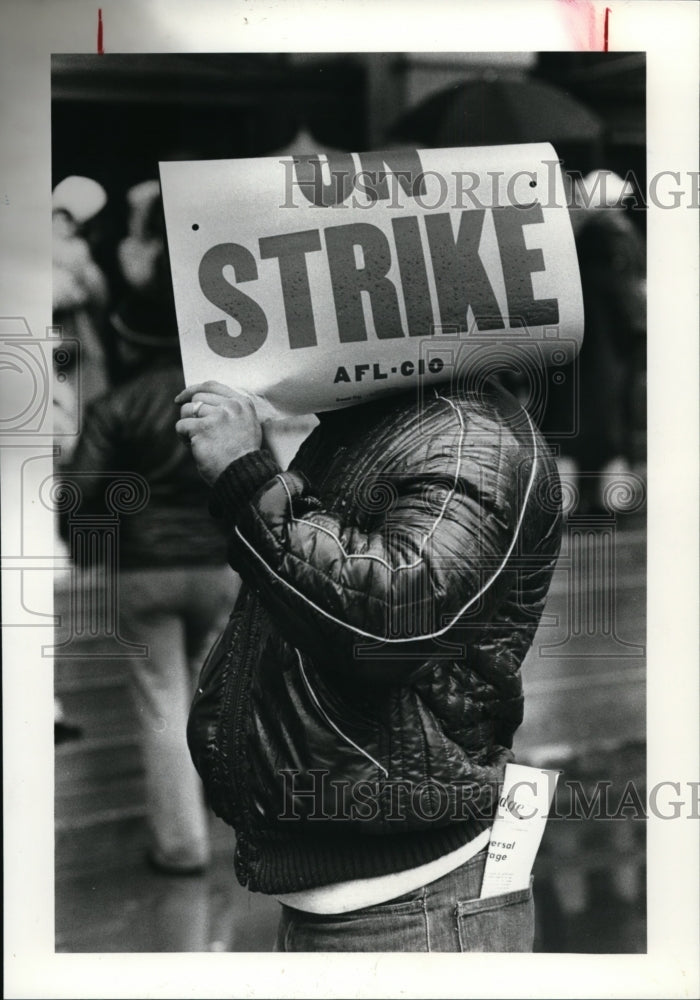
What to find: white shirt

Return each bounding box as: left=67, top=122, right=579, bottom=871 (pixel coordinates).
left=275, top=828, right=490, bottom=915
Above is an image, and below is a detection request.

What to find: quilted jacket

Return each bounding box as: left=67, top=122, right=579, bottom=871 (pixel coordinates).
left=187, top=381, right=563, bottom=893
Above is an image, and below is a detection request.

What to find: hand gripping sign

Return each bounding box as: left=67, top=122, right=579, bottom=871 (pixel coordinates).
left=159, top=144, right=583, bottom=419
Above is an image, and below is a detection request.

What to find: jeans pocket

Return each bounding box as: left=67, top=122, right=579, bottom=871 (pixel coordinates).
left=456, top=878, right=535, bottom=953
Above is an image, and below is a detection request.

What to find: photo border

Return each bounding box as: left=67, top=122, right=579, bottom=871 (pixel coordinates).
left=2, top=2, right=698, bottom=997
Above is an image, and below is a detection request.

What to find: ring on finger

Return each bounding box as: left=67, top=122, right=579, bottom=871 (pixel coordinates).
left=192, top=400, right=203, bottom=417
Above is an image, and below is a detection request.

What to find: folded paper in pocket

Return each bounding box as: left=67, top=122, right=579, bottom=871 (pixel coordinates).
left=479, top=762, right=560, bottom=899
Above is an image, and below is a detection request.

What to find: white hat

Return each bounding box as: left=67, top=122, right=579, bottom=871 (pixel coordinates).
left=125, top=178, right=161, bottom=211
left=52, top=176, right=107, bottom=224
left=124, top=179, right=161, bottom=239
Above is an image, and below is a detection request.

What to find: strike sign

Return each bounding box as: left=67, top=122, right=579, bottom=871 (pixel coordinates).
left=160, top=143, right=583, bottom=418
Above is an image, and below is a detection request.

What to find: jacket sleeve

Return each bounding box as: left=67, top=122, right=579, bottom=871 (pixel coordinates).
left=57, top=398, right=122, bottom=540
left=210, top=416, right=541, bottom=676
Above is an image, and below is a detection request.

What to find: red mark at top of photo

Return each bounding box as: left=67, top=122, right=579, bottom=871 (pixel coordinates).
left=97, top=8, right=104, bottom=55
left=557, top=0, right=609, bottom=51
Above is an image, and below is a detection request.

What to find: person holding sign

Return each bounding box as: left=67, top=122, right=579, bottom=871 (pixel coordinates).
left=175, top=371, right=563, bottom=952
left=164, top=142, right=579, bottom=950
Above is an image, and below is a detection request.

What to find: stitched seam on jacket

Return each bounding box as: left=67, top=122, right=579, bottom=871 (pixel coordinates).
left=241, top=524, right=399, bottom=602
left=274, top=392, right=464, bottom=572
left=233, top=410, right=540, bottom=643
left=296, top=650, right=389, bottom=779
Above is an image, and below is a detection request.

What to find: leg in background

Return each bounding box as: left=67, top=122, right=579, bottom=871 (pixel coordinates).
left=119, top=567, right=211, bottom=873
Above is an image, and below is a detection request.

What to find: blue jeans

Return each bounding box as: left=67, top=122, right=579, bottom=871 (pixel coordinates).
left=274, top=849, right=535, bottom=952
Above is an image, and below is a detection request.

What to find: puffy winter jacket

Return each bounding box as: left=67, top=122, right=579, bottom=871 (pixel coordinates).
left=188, top=381, right=563, bottom=893
left=61, top=362, right=228, bottom=567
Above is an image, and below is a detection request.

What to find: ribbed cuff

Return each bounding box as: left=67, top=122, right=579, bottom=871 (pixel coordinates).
left=209, top=449, right=282, bottom=522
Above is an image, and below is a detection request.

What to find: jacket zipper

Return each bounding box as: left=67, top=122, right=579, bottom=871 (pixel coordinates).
left=296, top=650, right=388, bottom=779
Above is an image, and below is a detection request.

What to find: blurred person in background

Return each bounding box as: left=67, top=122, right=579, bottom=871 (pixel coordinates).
left=53, top=174, right=112, bottom=742
left=60, top=274, right=240, bottom=875
left=52, top=175, right=111, bottom=458
left=542, top=169, right=646, bottom=513
left=117, top=180, right=166, bottom=294
left=115, top=179, right=178, bottom=334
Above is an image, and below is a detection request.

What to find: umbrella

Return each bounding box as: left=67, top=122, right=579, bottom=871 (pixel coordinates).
left=388, top=74, right=603, bottom=149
